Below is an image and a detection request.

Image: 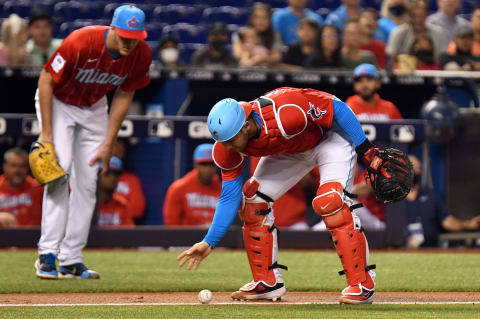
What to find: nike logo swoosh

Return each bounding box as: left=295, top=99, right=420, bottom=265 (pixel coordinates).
left=87, top=59, right=98, bottom=63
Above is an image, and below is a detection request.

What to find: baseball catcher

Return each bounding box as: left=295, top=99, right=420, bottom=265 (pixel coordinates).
left=29, top=141, right=66, bottom=185
left=177, top=87, right=413, bottom=304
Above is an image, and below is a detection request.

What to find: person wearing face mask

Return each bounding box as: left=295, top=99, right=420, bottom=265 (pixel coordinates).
left=395, top=35, right=441, bottom=71
left=378, top=0, right=409, bottom=43
left=192, top=22, right=237, bottom=68
left=405, top=155, right=480, bottom=249
left=0, top=148, right=43, bottom=228
left=439, top=25, right=480, bottom=71
left=157, top=36, right=182, bottom=67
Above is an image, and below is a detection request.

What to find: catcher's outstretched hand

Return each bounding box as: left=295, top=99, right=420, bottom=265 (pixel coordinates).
left=176, top=241, right=212, bottom=270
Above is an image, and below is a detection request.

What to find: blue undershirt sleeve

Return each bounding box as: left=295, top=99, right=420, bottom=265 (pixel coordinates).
left=203, top=175, right=243, bottom=248
left=332, top=99, right=368, bottom=147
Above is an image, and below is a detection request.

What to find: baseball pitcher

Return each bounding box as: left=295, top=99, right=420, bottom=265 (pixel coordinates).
left=32, top=5, right=152, bottom=279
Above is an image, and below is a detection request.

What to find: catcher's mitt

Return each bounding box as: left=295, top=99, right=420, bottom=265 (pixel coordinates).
left=29, top=141, right=66, bottom=185
left=364, top=148, right=414, bottom=204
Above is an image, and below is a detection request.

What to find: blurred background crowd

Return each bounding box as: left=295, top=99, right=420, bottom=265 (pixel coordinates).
left=0, top=0, right=479, bottom=249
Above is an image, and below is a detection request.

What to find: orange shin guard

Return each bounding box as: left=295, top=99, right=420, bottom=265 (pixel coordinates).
left=324, top=204, right=372, bottom=288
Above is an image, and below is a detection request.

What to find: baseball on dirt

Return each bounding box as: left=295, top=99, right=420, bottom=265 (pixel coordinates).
left=198, top=289, right=212, bottom=304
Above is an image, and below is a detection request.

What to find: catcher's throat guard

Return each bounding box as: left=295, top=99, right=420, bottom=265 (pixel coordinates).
left=29, top=141, right=66, bottom=185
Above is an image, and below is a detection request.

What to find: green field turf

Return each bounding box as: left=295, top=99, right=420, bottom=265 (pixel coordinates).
left=0, top=249, right=479, bottom=293
left=1, top=305, right=480, bottom=319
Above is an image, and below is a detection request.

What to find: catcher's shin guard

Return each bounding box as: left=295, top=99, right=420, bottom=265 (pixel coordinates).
left=313, top=182, right=375, bottom=302
left=232, top=178, right=286, bottom=301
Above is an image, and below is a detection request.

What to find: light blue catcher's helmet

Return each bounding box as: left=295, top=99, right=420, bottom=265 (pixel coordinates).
left=207, top=98, right=246, bottom=142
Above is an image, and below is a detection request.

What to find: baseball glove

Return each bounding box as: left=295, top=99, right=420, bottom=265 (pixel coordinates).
left=29, top=141, right=66, bottom=185
left=363, top=148, right=414, bottom=204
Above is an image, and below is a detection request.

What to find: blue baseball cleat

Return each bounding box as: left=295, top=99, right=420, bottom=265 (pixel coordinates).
left=34, top=253, right=58, bottom=279
left=59, top=263, right=100, bottom=279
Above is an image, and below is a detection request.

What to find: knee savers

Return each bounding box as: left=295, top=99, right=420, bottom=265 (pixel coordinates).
left=238, top=177, right=273, bottom=226
left=313, top=182, right=351, bottom=229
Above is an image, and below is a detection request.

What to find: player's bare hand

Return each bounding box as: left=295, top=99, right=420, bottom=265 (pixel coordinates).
left=464, top=216, right=480, bottom=230
left=89, top=144, right=113, bottom=174
left=176, top=241, right=212, bottom=270
left=38, top=133, right=52, bottom=144
left=0, top=212, right=17, bottom=228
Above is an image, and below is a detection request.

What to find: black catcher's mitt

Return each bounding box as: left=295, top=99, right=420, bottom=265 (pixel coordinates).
left=363, top=148, right=414, bottom=204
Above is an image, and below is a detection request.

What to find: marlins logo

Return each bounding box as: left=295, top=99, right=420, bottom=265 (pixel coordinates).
left=307, top=102, right=327, bottom=120
left=127, top=16, right=140, bottom=28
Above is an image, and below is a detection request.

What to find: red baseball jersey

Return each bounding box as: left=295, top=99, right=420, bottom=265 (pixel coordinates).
left=163, top=169, right=222, bottom=226
left=0, top=175, right=43, bottom=226
left=213, top=87, right=335, bottom=181
left=115, top=171, right=146, bottom=219
left=97, top=194, right=134, bottom=227
left=44, top=26, right=152, bottom=107
left=345, top=94, right=403, bottom=121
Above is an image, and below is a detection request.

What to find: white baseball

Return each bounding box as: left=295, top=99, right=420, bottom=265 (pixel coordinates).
left=198, top=289, right=212, bottom=304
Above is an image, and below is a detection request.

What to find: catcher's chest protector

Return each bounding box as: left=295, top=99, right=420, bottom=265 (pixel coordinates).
left=242, top=102, right=324, bottom=157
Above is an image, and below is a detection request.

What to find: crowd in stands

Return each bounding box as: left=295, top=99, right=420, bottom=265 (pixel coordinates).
left=0, top=1, right=479, bottom=247
left=0, top=0, right=478, bottom=72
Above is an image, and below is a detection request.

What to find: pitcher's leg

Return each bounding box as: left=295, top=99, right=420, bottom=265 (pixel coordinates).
left=58, top=102, right=107, bottom=271
left=35, top=96, right=75, bottom=279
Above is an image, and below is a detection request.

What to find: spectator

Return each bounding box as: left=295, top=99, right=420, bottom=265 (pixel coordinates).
left=272, top=0, right=323, bottom=45
left=426, top=0, right=470, bottom=44
left=346, top=63, right=403, bottom=121
left=378, top=0, right=409, bottom=42
left=236, top=27, right=270, bottom=67
left=447, top=6, right=480, bottom=57
left=395, top=35, right=441, bottom=72
left=163, top=144, right=221, bottom=226
left=282, top=18, right=320, bottom=69
left=387, top=0, right=448, bottom=64
left=439, top=25, right=480, bottom=71
left=97, top=156, right=134, bottom=227
left=233, top=3, right=282, bottom=67
left=325, top=0, right=362, bottom=31
left=345, top=64, right=403, bottom=231
left=192, top=22, right=237, bottom=68
left=157, top=36, right=183, bottom=67
left=405, top=155, right=480, bottom=249
left=0, top=148, right=43, bottom=227
left=26, top=6, right=62, bottom=67
left=306, top=24, right=343, bottom=68
left=359, top=9, right=387, bottom=68
left=0, top=14, right=29, bottom=66
left=112, top=139, right=146, bottom=221
left=341, top=20, right=377, bottom=69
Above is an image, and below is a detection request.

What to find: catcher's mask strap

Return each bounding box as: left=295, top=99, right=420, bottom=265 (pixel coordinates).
left=268, top=262, right=288, bottom=271
left=268, top=224, right=277, bottom=233
left=349, top=203, right=363, bottom=212
left=344, top=189, right=358, bottom=199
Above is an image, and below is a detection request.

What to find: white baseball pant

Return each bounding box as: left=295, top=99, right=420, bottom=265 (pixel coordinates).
left=35, top=91, right=108, bottom=265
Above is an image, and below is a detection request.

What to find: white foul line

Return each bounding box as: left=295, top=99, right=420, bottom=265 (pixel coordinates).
left=1, top=301, right=479, bottom=307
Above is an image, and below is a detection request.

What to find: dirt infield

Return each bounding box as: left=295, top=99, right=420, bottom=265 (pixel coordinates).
left=1, top=292, right=479, bottom=306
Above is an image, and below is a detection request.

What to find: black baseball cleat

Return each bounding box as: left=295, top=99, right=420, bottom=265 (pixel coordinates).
left=231, top=281, right=286, bottom=301
left=59, top=263, right=100, bottom=279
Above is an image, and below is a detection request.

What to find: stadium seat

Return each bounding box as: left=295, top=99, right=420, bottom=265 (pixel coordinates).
left=145, top=22, right=166, bottom=41
left=54, top=1, right=105, bottom=21
left=179, top=42, right=206, bottom=64
left=162, top=23, right=207, bottom=44
left=202, top=6, right=249, bottom=25
left=2, top=0, right=34, bottom=18
left=153, top=5, right=201, bottom=25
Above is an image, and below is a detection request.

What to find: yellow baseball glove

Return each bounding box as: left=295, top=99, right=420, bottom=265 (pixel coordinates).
left=29, top=141, right=66, bottom=185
